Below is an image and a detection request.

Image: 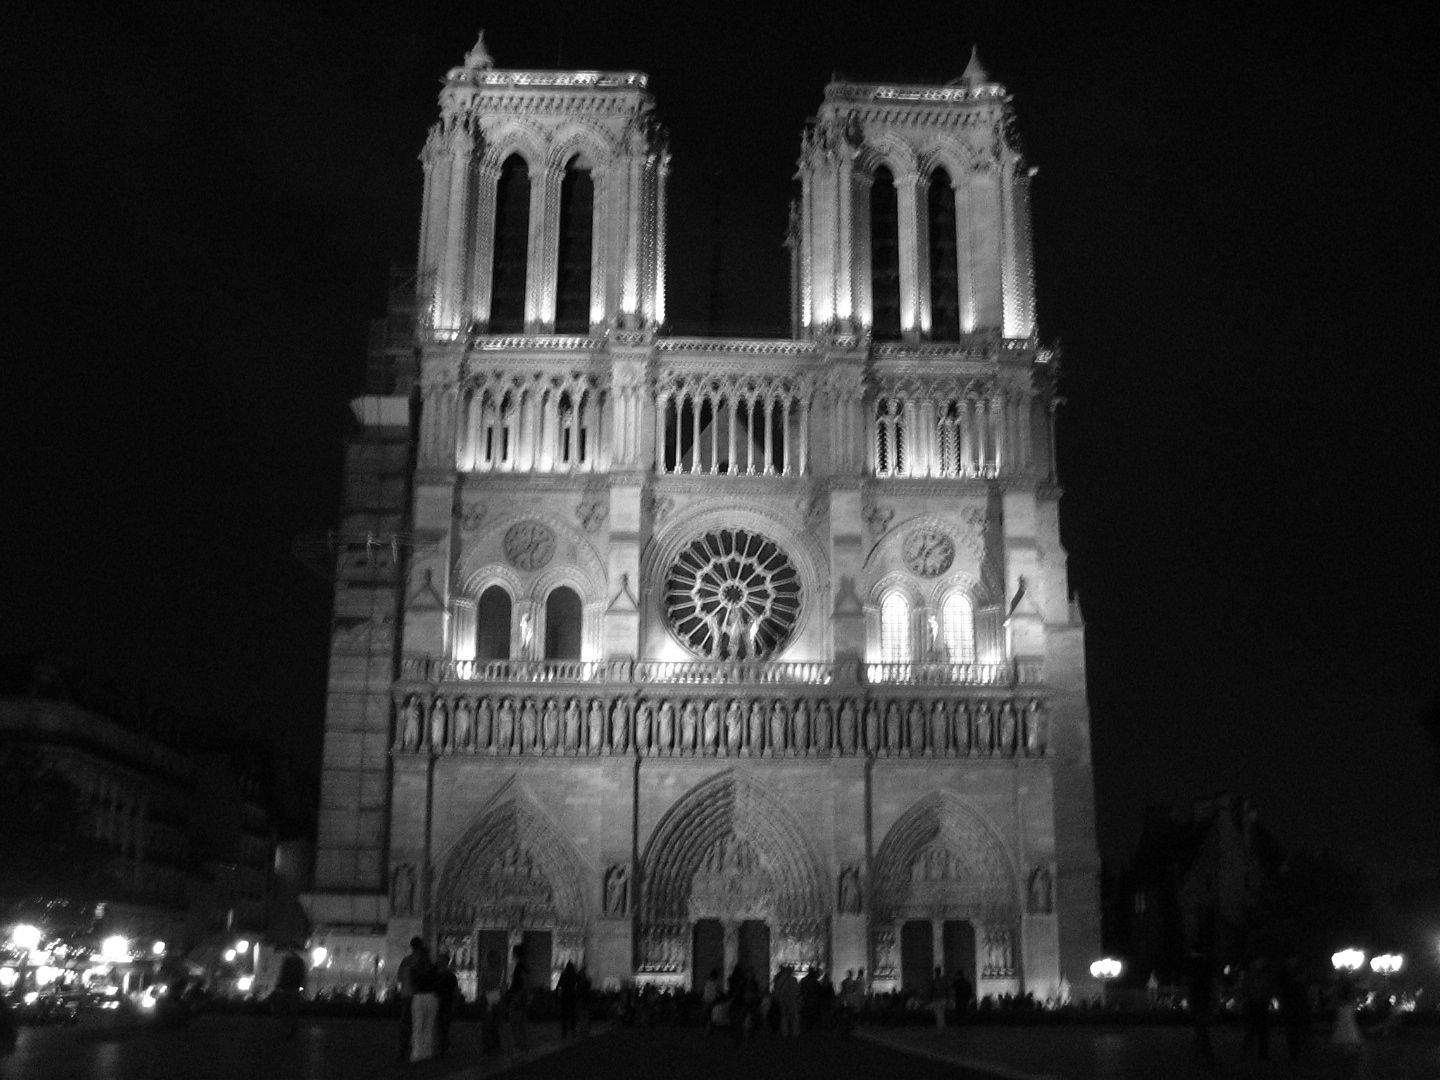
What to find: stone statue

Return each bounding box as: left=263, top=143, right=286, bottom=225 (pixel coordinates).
left=792, top=700, right=810, bottom=756
left=907, top=701, right=925, bottom=756
left=658, top=700, right=675, bottom=754
left=604, top=864, right=629, bottom=916
left=702, top=699, right=721, bottom=754
left=678, top=699, right=697, bottom=754
left=768, top=700, right=787, bottom=756
left=838, top=866, right=861, bottom=915
left=973, top=701, right=993, bottom=755
left=814, top=700, right=832, bottom=752
left=929, top=700, right=947, bottom=757
left=476, top=698, right=493, bottom=751
left=563, top=698, right=582, bottom=753
left=998, top=701, right=1017, bottom=755
left=1028, top=865, right=1053, bottom=915
left=542, top=698, right=560, bottom=750
left=1023, top=699, right=1046, bottom=756
left=520, top=698, right=539, bottom=752
left=430, top=698, right=448, bottom=750
left=401, top=697, right=422, bottom=749
left=747, top=700, right=766, bottom=755
left=636, top=701, right=653, bottom=755
left=610, top=698, right=630, bottom=752
left=497, top=698, right=516, bottom=753
left=454, top=698, right=474, bottom=751
left=953, top=702, right=970, bottom=756
left=863, top=701, right=880, bottom=754
left=724, top=700, right=743, bottom=754
left=884, top=703, right=902, bottom=755
left=587, top=699, right=605, bottom=753
left=390, top=862, right=416, bottom=915
left=519, top=611, right=534, bottom=652
left=837, top=700, right=855, bottom=753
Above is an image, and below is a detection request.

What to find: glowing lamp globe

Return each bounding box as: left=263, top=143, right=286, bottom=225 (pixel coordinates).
left=310, top=946, right=328, bottom=967
left=101, top=936, right=131, bottom=963
left=1089, top=957, right=1123, bottom=980
left=1331, top=948, right=1365, bottom=972
left=10, top=925, right=42, bottom=952
left=1369, top=953, right=1404, bottom=975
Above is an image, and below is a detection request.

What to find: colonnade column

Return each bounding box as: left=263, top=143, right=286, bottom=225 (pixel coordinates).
left=896, top=172, right=923, bottom=338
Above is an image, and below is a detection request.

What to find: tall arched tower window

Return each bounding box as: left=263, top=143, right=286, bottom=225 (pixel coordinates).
left=476, top=585, right=513, bottom=660
left=927, top=168, right=960, bottom=340
left=554, top=157, right=594, bottom=333
left=544, top=586, right=583, bottom=660
left=940, top=592, right=976, bottom=663
left=870, top=167, right=901, bottom=342
left=880, top=592, right=911, bottom=664
left=490, top=155, right=530, bottom=333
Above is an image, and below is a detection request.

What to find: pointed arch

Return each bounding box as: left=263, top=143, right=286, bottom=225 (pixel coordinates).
left=872, top=791, right=1019, bottom=923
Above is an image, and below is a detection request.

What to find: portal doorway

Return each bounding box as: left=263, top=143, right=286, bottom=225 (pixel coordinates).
left=520, top=930, right=552, bottom=991
left=692, top=919, right=724, bottom=990
left=900, top=920, right=933, bottom=994
left=476, top=930, right=508, bottom=995
left=942, top=920, right=977, bottom=988
left=738, top=920, right=770, bottom=981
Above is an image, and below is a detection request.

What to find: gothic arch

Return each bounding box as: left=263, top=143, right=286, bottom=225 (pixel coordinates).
left=641, top=770, right=827, bottom=925
left=548, top=123, right=614, bottom=173
left=479, top=120, right=547, bottom=172
left=919, top=139, right=981, bottom=181
left=863, top=512, right=961, bottom=570
left=433, top=779, right=590, bottom=935
left=458, top=512, right=607, bottom=599
left=459, top=565, right=523, bottom=602
left=855, top=136, right=919, bottom=181
left=872, top=791, right=1020, bottom=924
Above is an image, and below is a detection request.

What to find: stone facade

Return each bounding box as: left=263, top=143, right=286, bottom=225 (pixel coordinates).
left=303, top=34, right=1101, bottom=1002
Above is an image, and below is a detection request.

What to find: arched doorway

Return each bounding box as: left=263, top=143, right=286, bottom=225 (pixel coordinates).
left=544, top=586, right=583, bottom=659
left=476, top=585, right=512, bottom=660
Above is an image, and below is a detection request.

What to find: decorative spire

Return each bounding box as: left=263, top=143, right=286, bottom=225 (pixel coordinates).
left=464, top=30, right=494, bottom=70
left=959, top=45, right=990, bottom=90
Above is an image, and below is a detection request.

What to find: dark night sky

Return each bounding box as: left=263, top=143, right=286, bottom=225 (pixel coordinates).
left=3, top=2, right=1437, bottom=873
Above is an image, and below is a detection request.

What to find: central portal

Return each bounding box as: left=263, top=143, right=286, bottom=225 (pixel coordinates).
left=739, top=919, right=770, bottom=980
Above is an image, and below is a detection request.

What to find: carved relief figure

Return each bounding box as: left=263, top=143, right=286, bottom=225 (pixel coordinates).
left=863, top=701, right=880, bottom=754
left=907, top=701, right=926, bottom=756
left=454, top=698, right=474, bottom=751
left=791, top=700, right=810, bottom=756
left=610, top=698, right=630, bottom=752
left=430, top=698, right=448, bottom=750
left=587, top=699, right=606, bottom=753
left=836, top=700, right=855, bottom=753
left=563, top=698, right=582, bottom=753
left=701, top=699, right=720, bottom=754
left=884, top=703, right=902, bottom=755
left=929, top=700, right=947, bottom=757
left=604, top=864, right=629, bottom=916
left=635, top=700, right=653, bottom=755
left=768, top=700, right=787, bottom=756
left=953, top=701, right=970, bottom=755
left=658, top=699, right=675, bottom=754
left=497, top=698, right=516, bottom=753
left=520, top=698, right=539, bottom=752
left=1023, top=699, right=1046, bottom=756
left=747, top=700, right=766, bottom=755
left=1028, top=865, right=1053, bottom=915
left=998, top=701, right=1017, bottom=755
left=838, top=866, right=862, bottom=915
left=542, top=698, right=560, bottom=751
left=973, top=701, right=993, bottom=755
left=476, top=698, right=493, bottom=751
left=724, top=700, right=743, bottom=754
left=390, top=862, right=417, bottom=915
left=401, top=697, right=422, bottom=750
left=678, top=699, right=697, bottom=754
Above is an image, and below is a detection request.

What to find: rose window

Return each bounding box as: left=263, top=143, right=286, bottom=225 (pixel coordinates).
left=663, top=529, right=802, bottom=660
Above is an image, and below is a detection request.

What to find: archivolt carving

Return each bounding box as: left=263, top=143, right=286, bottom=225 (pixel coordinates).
left=477, top=119, right=548, bottom=171
left=458, top=513, right=606, bottom=601
left=548, top=122, right=615, bottom=171
left=641, top=771, right=826, bottom=926
left=872, top=792, right=1019, bottom=924
left=434, top=785, right=589, bottom=935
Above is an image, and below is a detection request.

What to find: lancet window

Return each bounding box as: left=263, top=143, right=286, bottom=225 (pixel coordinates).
left=875, top=398, right=906, bottom=477
left=927, top=168, right=961, bottom=340
left=880, top=592, right=912, bottom=664
left=554, top=157, right=594, bottom=334
left=475, top=586, right=512, bottom=661
left=543, top=586, right=583, bottom=660
left=458, top=377, right=604, bottom=473
left=873, top=393, right=1009, bottom=479
left=870, top=167, right=902, bottom=342
left=940, top=592, right=976, bottom=663
left=490, top=155, right=530, bottom=333
left=656, top=377, right=810, bottom=477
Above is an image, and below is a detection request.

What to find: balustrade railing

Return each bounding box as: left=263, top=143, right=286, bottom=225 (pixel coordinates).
left=634, top=660, right=836, bottom=685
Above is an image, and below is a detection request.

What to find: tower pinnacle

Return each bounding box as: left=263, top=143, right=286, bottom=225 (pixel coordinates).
left=959, top=45, right=990, bottom=89
left=464, top=30, right=494, bottom=71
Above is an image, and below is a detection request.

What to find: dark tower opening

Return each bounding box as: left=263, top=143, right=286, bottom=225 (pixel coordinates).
left=928, top=168, right=960, bottom=340
left=870, top=167, right=901, bottom=341
left=555, top=158, right=594, bottom=333
left=490, top=154, right=530, bottom=333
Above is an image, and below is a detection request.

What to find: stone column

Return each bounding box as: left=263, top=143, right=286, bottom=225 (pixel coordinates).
left=896, top=171, right=923, bottom=337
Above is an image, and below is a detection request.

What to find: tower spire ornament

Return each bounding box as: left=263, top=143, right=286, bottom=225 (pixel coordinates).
left=464, top=30, right=494, bottom=70
left=959, top=45, right=990, bottom=90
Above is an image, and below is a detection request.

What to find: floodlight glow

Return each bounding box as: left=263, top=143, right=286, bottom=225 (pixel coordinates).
left=1089, top=957, right=1123, bottom=980
left=152, top=941, right=165, bottom=956
left=223, top=949, right=237, bottom=963
left=1370, top=953, right=1404, bottom=975
left=310, top=946, right=328, bottom=967
left=237, top=975, right=254, bottom=992
left=35, top=965, right=60, bottom=987
left=100, top=936, right=131, bottom=963
left=235, top=939, right=250, bottom=953
left=10, top=924, right=41, bottom=952
left=1331, top=949, right=1365, bottom=972
left=0, top=967, right=15, bottom=988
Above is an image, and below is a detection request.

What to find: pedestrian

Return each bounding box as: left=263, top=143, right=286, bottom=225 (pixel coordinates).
left=558, top=960, right=579, bottom=1038
left=1186, top=950, right=1218, bottom=1070
left=1239, top=956, right=1274, bottom=1061
left=434, top=950, right=461, bottom=1057
left=701, top=969, right=721, bottom=1035
left=395, top=936, right=427, bottom=1061
left=951, top=969, right=973, bottom=1024
left=274, top=947, right=307, bottom=1039
left=410, top=944, right=440, bottom=1062
left=774, top=965, right=800, bottom=1037
left=929, top=966, right=948, bottom=1033
left=576, top=966, right=593, bottom=1037
left=1330, top=971, right=1363, bottom=1049
left=507, top=945, right=530, bottom=1057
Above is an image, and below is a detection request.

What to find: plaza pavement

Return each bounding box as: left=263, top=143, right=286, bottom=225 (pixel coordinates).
left=7, top=1013, right=1440, bottom=1080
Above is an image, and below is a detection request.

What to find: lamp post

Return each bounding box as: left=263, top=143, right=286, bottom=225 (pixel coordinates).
left=9, top=924, right=42, bottom=996
left=1090, top=957, right=1123, bottom=1009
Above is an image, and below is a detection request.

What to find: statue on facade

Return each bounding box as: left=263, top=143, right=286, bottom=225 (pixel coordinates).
left=678, top=699, right=697, bottom=755
left=1023, top=699, right=1046, bottom=756
left=635, top=700, right=653, bottom=755
left=563, top=697, right=582, bottom=753
left=724, top=699, right=743, bottom=754
left=998, top=701, right=1017, bottom=755
left=604, top=864, right=629, bottom=916
left=610, top=698, right=631, bottom=752
left=537, top=698, right=557, bottom=750
left=907, top=701, right=926, bottom=756
left=401, top=696, right=422, bottom=750
left=695, top=699, right=715, bottom=753
left=497, top=698, right=516, bottom=753
left=792, top=700, right=810, bottom=756
left=953, top=702, right=970, bottom=755
left=519, top=611, right=534, bottom=653
left=884, top=703, right=902, bottom=755
left=1028, top=865, right=1053, bottom=915
left=430, top=698, right=448, bottom=750
left=929, top=700, right=947, bottom=757
left=476, top=697, right=493, bottom=751
left=454, top=698, right=474, bottom=751
left=837, top=699, right=856, bottom=753
left=837, top=866, right=862, bottom=915
left=747, top=699, right=766, bottom=755
left=863, top=701, right=880, bottom=754
left=813, top=699, right=832, bottom=753
left=520, top=698, right=539, bottom=752
left=768, top=700, right=787, bottom=757
left=973, top=701, right=993, bottom=755
left=390, top=862, right=417, bottom=915
left=658, top=699, right=675, bottom=754
left=587, top=699, right=606, bottom=753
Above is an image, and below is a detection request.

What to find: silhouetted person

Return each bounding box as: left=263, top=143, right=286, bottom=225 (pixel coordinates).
left=395, top=937, right=427, bottom=1061
left=951, top=970, right=974, bottom=1022
left=558, top=960, right=579, bottom=1038
left=274, top=948, right=306, bottom=1038
left=929, top=966, right=948, bottom=1032
left=507, top=945, right=530, bottom=1056
left=435, top=950, right=460, bottom=1056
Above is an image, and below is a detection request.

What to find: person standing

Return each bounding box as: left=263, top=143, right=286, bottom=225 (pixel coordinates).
left=434, top=950, right=461, bottom=1058
left=274, top=947, right=307, bottom=1039
left=774, top=965, right=800, bottom=1038
left=410, top=944, right=440, bottom=1062
left=507, top=946, right=530, bottom=1057
left=557, top=961, right=579, bottom=1039
left=701, top=969, right=721, bottom=1035
left=395, top=937, right=426, bottom=1061
left=576, top=966, right=593, bottom=1037
left=951, top=969, right=974, bottom=1025
left=929, top=967, right=948, bottom=1033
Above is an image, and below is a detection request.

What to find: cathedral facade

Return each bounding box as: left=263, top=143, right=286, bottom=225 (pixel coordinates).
left=302, top=34, right=1101, bottom=1001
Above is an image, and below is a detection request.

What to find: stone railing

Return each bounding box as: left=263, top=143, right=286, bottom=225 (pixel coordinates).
left=392, top=688, right=1049, bottom=761
left=634, top=660, right=836, bottom=685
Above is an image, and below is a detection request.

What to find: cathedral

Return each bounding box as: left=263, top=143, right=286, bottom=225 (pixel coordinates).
left=302, top=33, right=1101, bottom=1002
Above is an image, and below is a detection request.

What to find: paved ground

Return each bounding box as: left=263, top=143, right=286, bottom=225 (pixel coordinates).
left=6, top=1014, right=1440, bottom=1080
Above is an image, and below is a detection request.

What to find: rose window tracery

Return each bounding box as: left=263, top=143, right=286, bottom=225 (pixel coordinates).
left=663, top=529, right=801, bottom=660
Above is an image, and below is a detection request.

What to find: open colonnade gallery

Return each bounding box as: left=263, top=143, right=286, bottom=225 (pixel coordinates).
left=301, top=32, right=1101, bottom=1002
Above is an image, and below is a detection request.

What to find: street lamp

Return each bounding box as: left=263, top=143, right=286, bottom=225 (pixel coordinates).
left=9, top=925, right=41, bottom=953
left=1090, top=957, right=1123, bottom=1008
left=1331, top=948, right=1365, bottom=973
left=1369, top=953, right=1403, bottom=976
left=101, top=936, right=131, bottom=964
